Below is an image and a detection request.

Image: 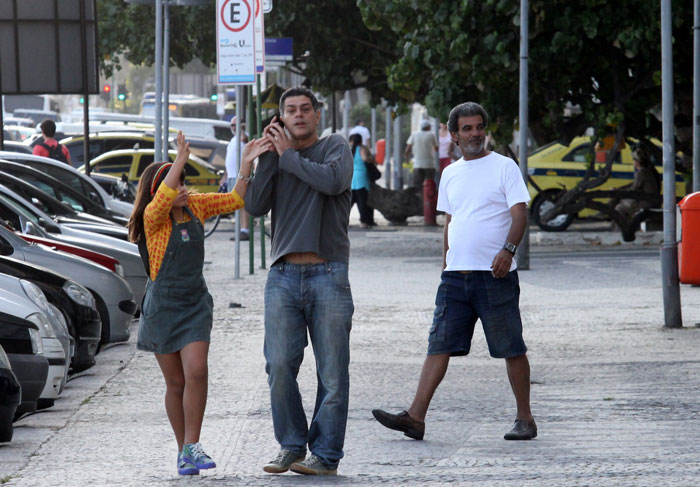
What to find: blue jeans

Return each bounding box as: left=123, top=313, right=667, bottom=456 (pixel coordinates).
left=263, top=261, right=354, bottom=468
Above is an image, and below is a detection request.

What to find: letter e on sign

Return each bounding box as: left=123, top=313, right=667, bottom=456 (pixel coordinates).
left=221, top=0, right=251, bottom=32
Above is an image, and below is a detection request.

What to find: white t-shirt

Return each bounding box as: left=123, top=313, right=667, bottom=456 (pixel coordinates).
left=407, top=130, right=438, bottom=168
left=349, top=125, right=371, bottom=146
left=437, top=152, right=530, bottom=272
left=225, top=135, right=244, bottom=179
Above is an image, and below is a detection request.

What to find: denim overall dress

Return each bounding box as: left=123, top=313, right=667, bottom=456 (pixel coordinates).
left=137, top=206, right=214, bottom=354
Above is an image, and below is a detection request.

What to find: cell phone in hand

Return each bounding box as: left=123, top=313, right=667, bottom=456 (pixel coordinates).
left=273, top=113, right=285, bottom=129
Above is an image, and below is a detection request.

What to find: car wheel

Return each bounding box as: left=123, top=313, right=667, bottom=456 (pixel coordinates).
left=0, top=415, right=13, bottom=442
left=532, top=190, right=575, bottom=232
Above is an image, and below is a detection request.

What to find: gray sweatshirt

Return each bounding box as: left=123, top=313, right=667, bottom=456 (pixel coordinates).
left=244, top=134, right=353, bottom=264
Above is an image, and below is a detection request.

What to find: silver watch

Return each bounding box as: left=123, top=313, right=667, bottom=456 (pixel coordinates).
left=503, top=242, right=517, bottom=255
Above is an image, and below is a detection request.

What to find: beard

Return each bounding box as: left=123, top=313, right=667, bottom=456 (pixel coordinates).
left=462, top=137, right=485, bottom=155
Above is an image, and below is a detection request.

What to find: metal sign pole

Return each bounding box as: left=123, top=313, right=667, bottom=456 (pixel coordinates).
left=234, top=84, right=242, bottom=279
left=154, top=0, right=163, bottom=161
left=162, top=0, right=171, bottom=155
left=660, top=0, right=682, bottom=328
left=516, top=0, right=530, bottom=270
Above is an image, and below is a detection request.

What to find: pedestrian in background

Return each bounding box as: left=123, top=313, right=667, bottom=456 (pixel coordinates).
left=33, top=119, right=71, bottom=164
left=225, top=116, right=250, bottom=240
left=349, top=119, right=371, bottom=146
left=405, top=119, right=438, bottom=188
left=438, top=122, right=457, bottom=175
left=372, top=102, right=537, bottom=442
left=350, top=133, right=377, bottom=228
left=245, top=86, right=354, bottom=476
left=127, top=131, right=270, bottom=476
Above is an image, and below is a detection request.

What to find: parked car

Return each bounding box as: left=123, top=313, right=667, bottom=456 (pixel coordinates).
left=60, top=131, right=156, bottom=167
left=0, top=184, right=129, bottom=243
left=13, top=224, right=147, bottom=311
left=3, top=116, right=35, bottom=127
left=81, top=149, right=220, bottom=193
left=0, top=310, right=48, bottom=419
left=91, top=173, right=135, bottom=203
left=0, top=167, right=126, bottom=226
left=0, top=152, right=133, bottom=217
left=0, top=283, right=68, bottom=409
left=3, top=125, right=36, bottom=142
left=0, top=141, right=33, bottom=154
left=526, top=136, right=686, bottom=231
left=0, top=225, right=135, bottom=346
left=0, top=253, right=100, bottom=373
left=0, top=343, right=21, bottom=442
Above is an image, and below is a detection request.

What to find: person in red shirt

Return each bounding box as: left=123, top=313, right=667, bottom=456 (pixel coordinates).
left=32, top=120, right=71, bottom=164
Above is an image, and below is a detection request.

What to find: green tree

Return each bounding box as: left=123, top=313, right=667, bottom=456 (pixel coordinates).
left=358, top=0, right=693, bottom=150
left=97, top=1, right=216, bottom=78
left=263, top=0, right=401, bottom=103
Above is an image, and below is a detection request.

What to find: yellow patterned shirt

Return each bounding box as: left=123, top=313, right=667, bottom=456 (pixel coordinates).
left=144, top=182, right=244, bottom=280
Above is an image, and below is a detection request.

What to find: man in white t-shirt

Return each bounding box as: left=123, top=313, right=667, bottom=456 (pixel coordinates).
left=372, top=102, right=537, bottom=442
left=348, top=120, right=371, bottom=146
left=225, top=117, right=250, bottom=240
left=405, top=120, right=438, bottom=187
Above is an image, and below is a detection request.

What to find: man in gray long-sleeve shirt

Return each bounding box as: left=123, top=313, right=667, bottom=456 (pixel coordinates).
left=245, top=87, right=354, bottom=476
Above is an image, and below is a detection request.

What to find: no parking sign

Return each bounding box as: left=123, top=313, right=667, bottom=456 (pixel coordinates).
left=216, top=0, right=256, bottom=84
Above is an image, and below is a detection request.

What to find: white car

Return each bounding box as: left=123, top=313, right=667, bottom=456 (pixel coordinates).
left=0, top=152, right=133, bottom=217
left=0, top=280, right=68, bottom=407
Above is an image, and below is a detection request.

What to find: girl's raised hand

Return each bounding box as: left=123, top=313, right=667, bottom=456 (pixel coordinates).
left=174, top=130, right=190, bottom=165
left=241, top=137, right=274, bottom=165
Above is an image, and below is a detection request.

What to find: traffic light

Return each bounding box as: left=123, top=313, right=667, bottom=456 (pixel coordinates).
left=117, top=84, right=127, bottom=101
left=210, top=93, right=219, bottom=102
left=101, top=84, right=111, bottom=102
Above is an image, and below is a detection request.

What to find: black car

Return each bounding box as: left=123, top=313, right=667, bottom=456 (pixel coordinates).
left=0, top=160, right=128, bottom=226
left=0, top=311, right=48, bottom=419
left=0, top=343, right=21, bottom=442
left=0, top=255, right=102, bottom=373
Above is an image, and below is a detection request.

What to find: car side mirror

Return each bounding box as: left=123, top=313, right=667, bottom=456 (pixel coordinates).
left=30, top=197, right=47, bottom=212
left=88, top=191, right=101, bottom=204
left=38, top=218, right=61, bottom=233
left=23, top=221, right=39, bottom=236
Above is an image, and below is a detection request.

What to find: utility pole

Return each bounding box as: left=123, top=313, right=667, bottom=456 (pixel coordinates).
left=516, top=0, right=530, bottom=270
left=660, top=0, right=682, bottom=328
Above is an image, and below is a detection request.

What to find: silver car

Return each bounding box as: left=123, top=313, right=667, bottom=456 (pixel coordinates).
left=0, top=281, right=68, bottom=406
left=0, top=186, right=146, bottom=307
left=0, top=226, right=136, bottom=345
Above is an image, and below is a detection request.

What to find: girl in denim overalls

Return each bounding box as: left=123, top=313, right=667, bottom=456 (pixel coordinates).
left=127, top=131, right=271, bottom=475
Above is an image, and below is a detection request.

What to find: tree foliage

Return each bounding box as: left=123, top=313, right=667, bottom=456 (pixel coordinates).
left=263, top=0, right=401, bottom=103
left=358, top=0, right=693, bottom=150
left=97, top=1, right=216, bottom=78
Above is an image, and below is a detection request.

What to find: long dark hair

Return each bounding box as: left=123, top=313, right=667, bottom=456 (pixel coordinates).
left=126, top=162, right=184, bottom=242
left=349, top=133, right=362, bottom=156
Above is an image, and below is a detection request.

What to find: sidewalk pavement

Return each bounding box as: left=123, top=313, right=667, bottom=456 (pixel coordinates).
left=2, top=218, right=699, bottom=486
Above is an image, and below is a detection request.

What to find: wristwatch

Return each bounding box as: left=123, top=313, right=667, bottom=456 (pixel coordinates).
left=503, top=242, right=517, bottom=255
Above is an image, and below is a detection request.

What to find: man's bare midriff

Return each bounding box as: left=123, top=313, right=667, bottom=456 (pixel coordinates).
left=282, top=252, right=326, bottom=264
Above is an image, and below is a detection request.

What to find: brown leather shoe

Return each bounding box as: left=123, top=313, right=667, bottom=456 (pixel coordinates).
left=372, top=409, right=425, bottom=440
left=504, top=419, right=537, bottom=440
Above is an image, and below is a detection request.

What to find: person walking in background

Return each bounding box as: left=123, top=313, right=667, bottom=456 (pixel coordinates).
left=225, top=116, right=250, bottom=240
left=613, top=148, right=661, bottom=220
left=405, top=119, right=438, bottom=188
left=372, top=102, right=537, bottom=443
left=127, top=131, right=270, bottom=476
left=33, top=119, right=71, bottom=164
left=350, top=133, right=377, bottom=228
left=438, top=122, right=458, bottom=175
left=245, top=87, right=354, bottom=476
left=349, top=119, right=371, bottom=146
